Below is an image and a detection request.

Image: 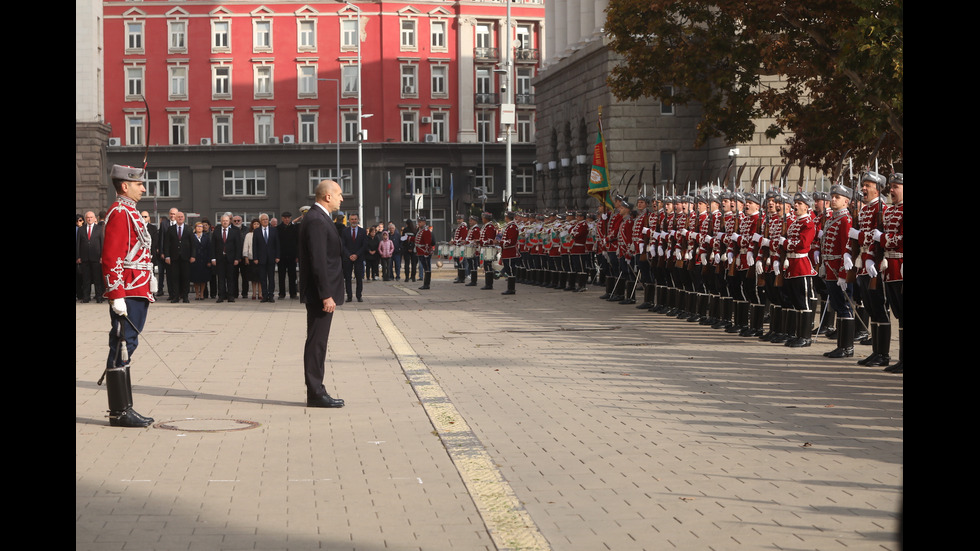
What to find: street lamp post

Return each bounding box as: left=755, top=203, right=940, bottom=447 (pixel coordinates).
left=345, top=0, right=364, bottom=223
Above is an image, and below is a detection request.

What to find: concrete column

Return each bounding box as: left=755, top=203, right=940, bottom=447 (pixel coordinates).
left=566, top=0, right=581, bottom=52
left=457, top=16, right=477, bottom=143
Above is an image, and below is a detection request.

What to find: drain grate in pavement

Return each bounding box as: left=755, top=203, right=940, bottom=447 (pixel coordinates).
left=154, top=418, right=260, bottom=432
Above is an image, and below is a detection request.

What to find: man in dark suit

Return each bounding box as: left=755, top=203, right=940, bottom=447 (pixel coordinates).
left=277, top=211, right=299, bottom=299
left=76, top=211, right=105, bottom=302
left=252, top=213, right=280, bottom=302
left=298, top=180, right=346, bottom=408
left=340, top=213, right=367, bottom=302
left=210, top=214, right=242, bottom=302
left=157, top=208, right=178, bottom=297
left=164, top=211, right=193, bottom=303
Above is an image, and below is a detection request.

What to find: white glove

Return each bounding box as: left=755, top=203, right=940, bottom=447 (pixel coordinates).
left=900, top=263, right=903, bottom=278
left=873, top=229, right=883, bottom=241
left=755, top=261, right=764, bottom=275
left=837, top=277, right=848, bottom=291
left=843, top=253, right=853, bottom=271
left=746, top=251, right=755, bottom=266
left=760, top=238, right=770, bottom=248
left=865, top=259, right=878, bottom=278
left=881, top=258, right=889, bottom=273
left=674, top=249, right=682, bottom=260
left=111, top=298, right=128, bottom=317
left=727, top=252, right=734, bottom=263
left=713, top=253, right=720, bottom=264
left=658, top=246, right=664, bottom=256
left=848, top=228, right=861, bottom=240
left=817, top=230, right=824, bottom=239
left=752, top=233, right=762, bottom=243
left=151, top=272, right=158, bottom=293
left=813, top=250, right=820, bottom=264
left=701, top=253, right=708, bottom=265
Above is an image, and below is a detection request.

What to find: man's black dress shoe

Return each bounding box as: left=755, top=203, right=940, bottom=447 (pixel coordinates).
left=307, top=394, right=345, bottom=408
left=357, top=297, right=363, bottom=302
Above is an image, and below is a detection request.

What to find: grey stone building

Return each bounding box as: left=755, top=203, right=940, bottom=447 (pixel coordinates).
left=532, top=0, right=788, bottom=211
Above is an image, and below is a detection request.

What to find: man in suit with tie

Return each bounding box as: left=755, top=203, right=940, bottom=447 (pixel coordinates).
left=341, top=213, right=367, bottom=302
left=210, top=214, right=242, bottom=302
left=298, top=180, right=346, bottom=408
left=252, top=213, right=280, bottom=303
left=76, top=211, right=105, bottom=302
left=164, top=211, right=193, bottom=303
left=157, top=208, right=178, bottom=297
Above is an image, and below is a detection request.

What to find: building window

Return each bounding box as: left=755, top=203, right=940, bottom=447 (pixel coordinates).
left=401, top=64, right=417, bottom=97
left=477, top=111, right=493, bottom=143
left=147, top=170, right=180, bottom=198
left=126, top=67, right=143, bottom=99
left=405, top=167, right=443, bottom=195
left=343, top=112, right=359, bottom=142
left=223, top=169, right=267, bottom=197
left=298, top=65, right=317, bottom=98
left=169, top=66, right=187, bottom=100
left=431, top=20, right=446, bottom=51
left=146, top=170, right=180, bottom=198
left=517, top=113, right=533, bottom=143
left=516, top=68, right=533, bottom=104
left=476, top=23, right=492, bottom=49
left=168, top=20, right=187, bottom=52
left=170, top=115, right=187, bottom=145
left=298, top=20, right=316, bottom=51
left=661, top=85, right=674, bottom=115
left=342, top=65, right=358, bottom=97
left=214, top=115, right=232, bottom=145
left=400, top=19, right=416, bottom=50
left=341, top=19, right=358, bottom=50
left=253, top=19, right=272, bottom=52
left=310, top=168, right=353, bottom=196
left=127, top=116, right=144, bottom=146
left=516, top=24, right=533, bottom=50
left=255, top=65, right=273, bottom=98
left=126, top=21, right=144, bottom=53
left=213, top=66, right=231, bottom=98
left=476, top=68, right=494, bottom=104
left=431, top=65, right=447, bottom=98
left=430, top=112, right=448, bottom=142
left=212, top=20, right=230, bottom=52
left=402, top=112, right=418, bottom=142
left=299, top=113, right=317, bottom=144
left=255, top=114, right=273, bottom=144
left=660, top=151, right=676, bottom=183
left=514, top=167, right=534, bottom=194
left=476, top=167, right=494, bottom=195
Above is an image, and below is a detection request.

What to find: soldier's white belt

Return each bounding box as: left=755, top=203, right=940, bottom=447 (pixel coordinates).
left=122, top=261, right=154, bottom=270
left=786, top=253, right=808, bottom=259
left=884, top=252, right=903, bottom=259
left=823, top=254, right=842, bottom=260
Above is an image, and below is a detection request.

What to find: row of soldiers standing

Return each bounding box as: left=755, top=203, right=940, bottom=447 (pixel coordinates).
left=443, top=171, right=903, bottom=374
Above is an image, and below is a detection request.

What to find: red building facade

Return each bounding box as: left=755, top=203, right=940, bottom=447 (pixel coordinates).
left=102, top=1, right=544, bottom=235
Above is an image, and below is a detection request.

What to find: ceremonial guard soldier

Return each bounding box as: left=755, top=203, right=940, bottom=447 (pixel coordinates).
left=699, top=191, right=726, bottom=326
left=782, top=192, right=818, bottom=347
left=812, top=191, right=835, bottom=335
left=822, top=183, right=856, bottom=358
left=569, top=211, right=591, bottom=292
left=759, top=191, right=789, bottom=342
left=465, top=215, right=481, bottom=286
left=879, top=173, right=903, bottom=373
left=733, top=193, right=764, bottom=336
left=479, top=212, right=498, bottom=290
left=101, top=165, right=156, bottom=428
left=499, top=211, right=519, bottom=295
left=685, top=193, right=710, bottom=322
left=599, top=197, right=624, bottom=299
left=611, top=199, right=634, bottom=303
left=851, top=171, right=890, bottom=367
left=632, top=195, right=654, bottom=307
left=415, top=216, right=433, bottom=289
left=451, top=213, right=468, bottom=283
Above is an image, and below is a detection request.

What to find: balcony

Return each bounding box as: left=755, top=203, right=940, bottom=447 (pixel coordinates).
left=474, top=47, right=499, bottom=63
left=514, top=48, right=539, bottom=63
left=515, top=93, right=535, bottom=106
left=475, top=92, right=499, bottom=106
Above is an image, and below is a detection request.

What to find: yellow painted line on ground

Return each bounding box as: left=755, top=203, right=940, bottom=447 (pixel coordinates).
left=373, top=309, right=551, bottom=551
left=392, top=283, right=420, bottom=296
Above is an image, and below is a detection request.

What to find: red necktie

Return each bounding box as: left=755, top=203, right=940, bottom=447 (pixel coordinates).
left=87, top=226, right=92, bottom=240
left=223, top=228, right=227, bottom=242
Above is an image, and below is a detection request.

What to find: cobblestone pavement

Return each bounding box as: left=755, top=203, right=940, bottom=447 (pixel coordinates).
left=77, top=267, right=902, bottom=551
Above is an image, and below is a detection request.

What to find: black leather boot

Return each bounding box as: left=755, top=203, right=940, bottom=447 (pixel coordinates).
left=502, top=276, right=516, bottom=295
left=824, top=318, right=855, bottom=358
